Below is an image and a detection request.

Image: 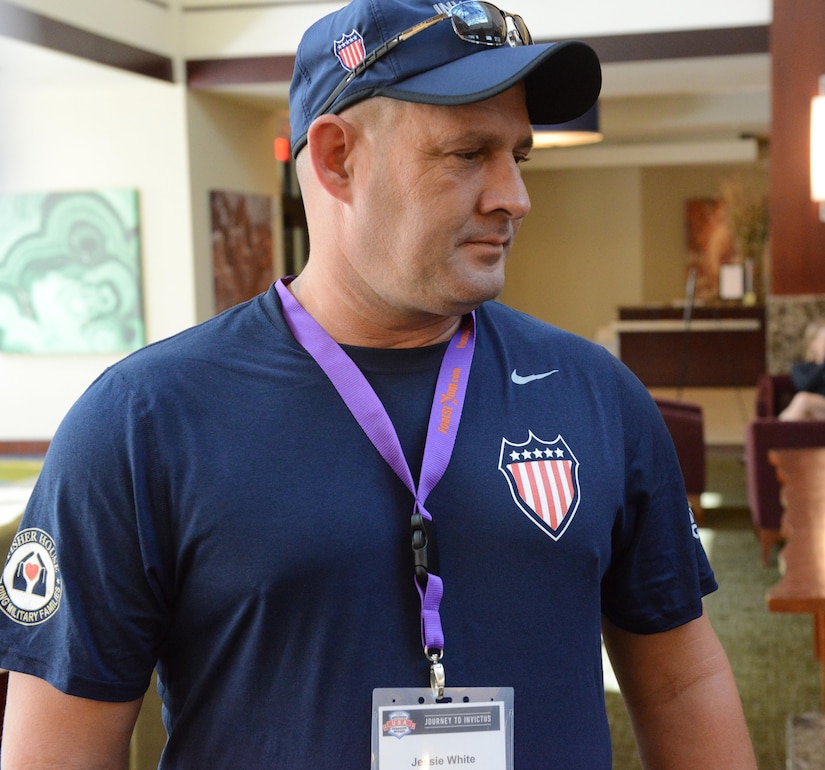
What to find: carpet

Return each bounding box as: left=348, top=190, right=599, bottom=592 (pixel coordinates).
left=608, top=449, right=822, bottom=769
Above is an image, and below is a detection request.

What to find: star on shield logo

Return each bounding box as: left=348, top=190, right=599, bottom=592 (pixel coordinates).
left=333, top=29, right=366, bottom=72
left=498, top=432, right=580, bottom=540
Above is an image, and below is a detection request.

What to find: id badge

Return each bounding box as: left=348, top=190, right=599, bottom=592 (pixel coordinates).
left=371, top=687, right=514, bottom=769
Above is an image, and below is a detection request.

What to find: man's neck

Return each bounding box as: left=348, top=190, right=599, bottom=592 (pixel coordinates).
left=285, top=272, right=463, bottom=349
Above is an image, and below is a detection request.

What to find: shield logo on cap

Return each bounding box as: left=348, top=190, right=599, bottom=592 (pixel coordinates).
left=333, top=29, right=366, bottom=72
left=499, top=432, right=580, bottom=540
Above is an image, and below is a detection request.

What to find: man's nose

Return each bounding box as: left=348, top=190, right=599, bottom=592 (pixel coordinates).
left=481, top=155, right=531, bottom=221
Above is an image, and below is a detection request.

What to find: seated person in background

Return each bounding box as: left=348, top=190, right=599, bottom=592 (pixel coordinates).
left=779, top=319, right=825, bottom=421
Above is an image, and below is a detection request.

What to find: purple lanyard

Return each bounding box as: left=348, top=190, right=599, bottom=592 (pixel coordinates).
left=275, top=277, right=475, bottom=694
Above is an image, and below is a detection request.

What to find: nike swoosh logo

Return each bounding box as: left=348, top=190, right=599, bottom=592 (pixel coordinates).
left=511, top=369, right=559, bottom=385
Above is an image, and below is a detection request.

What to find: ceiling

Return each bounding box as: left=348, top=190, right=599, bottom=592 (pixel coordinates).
left=0, top=31, right=771, bottom=167
left=0, top=33, right=151, bottom=88
left=195, top=50, right=772, bottom=168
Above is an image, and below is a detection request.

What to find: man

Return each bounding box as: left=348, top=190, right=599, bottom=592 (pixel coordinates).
left=0, top=1, right=756, bottom=767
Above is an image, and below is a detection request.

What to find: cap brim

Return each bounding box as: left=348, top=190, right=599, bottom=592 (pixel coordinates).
left=364, top=40, right=601, bottom=126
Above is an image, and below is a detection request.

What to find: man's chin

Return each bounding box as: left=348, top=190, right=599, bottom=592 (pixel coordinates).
left=446, top=272, right=506, bottom=313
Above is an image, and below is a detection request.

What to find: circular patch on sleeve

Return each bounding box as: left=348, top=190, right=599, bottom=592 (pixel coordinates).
left=1, top=528, right=62, bottom=625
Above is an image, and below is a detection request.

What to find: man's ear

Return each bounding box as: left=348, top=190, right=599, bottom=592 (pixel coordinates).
left=306, top=115, right=357, bottom=201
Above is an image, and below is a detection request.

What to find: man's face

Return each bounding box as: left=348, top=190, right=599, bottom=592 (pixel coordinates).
left=345, top=84, right=533, bottom=320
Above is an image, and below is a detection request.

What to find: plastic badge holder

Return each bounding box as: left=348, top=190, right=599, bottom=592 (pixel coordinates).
left=371, top=687, right=514, bottom=769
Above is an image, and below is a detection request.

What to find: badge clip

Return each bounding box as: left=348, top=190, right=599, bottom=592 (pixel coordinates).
left=427, top=648, right=445, bottom=700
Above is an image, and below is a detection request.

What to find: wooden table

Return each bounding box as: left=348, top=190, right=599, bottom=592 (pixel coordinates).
left=616, top=305, right=765, bottom=387
left=766, top=447, right=825, bottom=708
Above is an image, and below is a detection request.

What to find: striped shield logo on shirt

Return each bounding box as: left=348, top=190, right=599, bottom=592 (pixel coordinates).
left=333, top=30, right=366, bottom=72
left=498, top=432, right=580, bottom=540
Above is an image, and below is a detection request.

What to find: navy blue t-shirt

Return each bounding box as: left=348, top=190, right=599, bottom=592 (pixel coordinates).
left=0, top=286, right=715, bottom=768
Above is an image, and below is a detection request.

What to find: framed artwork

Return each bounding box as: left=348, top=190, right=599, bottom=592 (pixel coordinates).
left=685, top=198, right=734, bottom=303
left=210, top=191, right=274, bottom=314
left=719, top=263, right=745, bottom=300
left=0, top=189, right=145, bottom=354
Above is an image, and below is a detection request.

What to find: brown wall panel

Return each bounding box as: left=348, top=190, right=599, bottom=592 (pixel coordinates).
left=0, top=1, right=173, bottom=81
left=770, top=0, right=825, bottom=295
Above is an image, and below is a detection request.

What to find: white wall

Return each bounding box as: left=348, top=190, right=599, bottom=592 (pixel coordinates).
left=7, top=0, right=179, bottom=57
left=0, top=80, right=291, bottom=441
left=0, top=75, right=196, bottom=440
left=184, top=92, right=286, bottom=322
left=503, top=0, right=772, bottom=37
left=179, top=0, right=772, bottom=59
left=7, top=0, right=772, bottom=66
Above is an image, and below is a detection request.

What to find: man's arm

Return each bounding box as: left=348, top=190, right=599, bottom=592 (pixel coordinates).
left=602, top=611, right=757, bottom=769
left=1, top=671, right=143, bottom=769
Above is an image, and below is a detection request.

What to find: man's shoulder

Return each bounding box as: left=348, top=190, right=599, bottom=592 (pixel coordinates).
left=66, top=289, right=288, bottom=417
left=115, top=289, right=281, bottom=374
left=53, top=290, right=286, bottom=443
left=477, top=301, right=610, bottom=355
left=475, top=301, right=644, bottom=402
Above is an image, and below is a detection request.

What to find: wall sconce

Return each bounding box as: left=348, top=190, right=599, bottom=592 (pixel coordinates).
left=812, top=74, right=825, bottom=223
left=533, top=103, right=603, bottom=149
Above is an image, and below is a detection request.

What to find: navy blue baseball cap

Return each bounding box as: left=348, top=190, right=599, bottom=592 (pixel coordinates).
left=289, top=0, right=602, bottom=158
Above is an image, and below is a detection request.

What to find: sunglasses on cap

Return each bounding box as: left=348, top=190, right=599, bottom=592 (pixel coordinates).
left=314, top=1, right=533, bottom=120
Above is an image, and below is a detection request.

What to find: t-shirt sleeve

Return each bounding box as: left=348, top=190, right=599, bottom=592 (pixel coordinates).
left=0, top=369, right=171, bottom=702
left=600, top=363, right=717, bottom=635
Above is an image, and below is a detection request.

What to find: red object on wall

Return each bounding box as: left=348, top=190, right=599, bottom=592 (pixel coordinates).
left=274, top=137, right=291, bottom=162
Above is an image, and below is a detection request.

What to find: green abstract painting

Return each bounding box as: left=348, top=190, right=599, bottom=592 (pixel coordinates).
left=0, top=189, right=145, bottom=354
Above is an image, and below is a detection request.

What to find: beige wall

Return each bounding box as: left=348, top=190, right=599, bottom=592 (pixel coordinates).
left=501, top=167, right=644, bottom=339
left=0, top=77, right=195, bottom=440
left=0, top=86, right=286, bottom=441
left=502, top=161, right=769, bottom=342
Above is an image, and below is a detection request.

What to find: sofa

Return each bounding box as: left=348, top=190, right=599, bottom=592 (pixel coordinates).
left=745, top=373, right=825, bottom=564
left=654, top=397, right=706, bottom=524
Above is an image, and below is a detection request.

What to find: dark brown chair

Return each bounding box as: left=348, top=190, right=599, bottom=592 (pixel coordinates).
left=745, top=374, right=825, bottom=564
left=654, top=398, right=706, bottom=524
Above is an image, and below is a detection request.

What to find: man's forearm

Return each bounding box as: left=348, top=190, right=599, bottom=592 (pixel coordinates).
left=603, top=613, right=756, bottom=769
left=2, top=672, right=142, bottom=770
left=625, top=660, right=756, bottom=769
